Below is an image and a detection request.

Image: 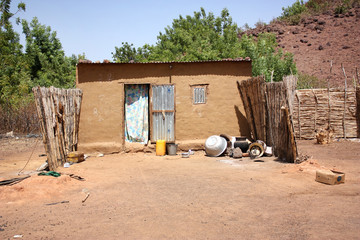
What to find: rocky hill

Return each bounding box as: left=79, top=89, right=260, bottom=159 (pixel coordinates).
left=243, top=4, right=360, bottom=88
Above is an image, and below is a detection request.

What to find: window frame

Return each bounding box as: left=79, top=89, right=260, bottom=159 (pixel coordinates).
left=191, top=84, right=208, bottom=105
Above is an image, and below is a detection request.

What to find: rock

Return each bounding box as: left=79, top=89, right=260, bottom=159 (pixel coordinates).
left=232, top=147, right=243, bottom=158
left=343, top=46, right=351, bottom=49
left=318, top=20, right=326, bottom=25
left=315, top=25, right=324, bottom=31
left=6, top=131, right=14, bottom=138
left=37, top=162, right=49, bottom=171
left=318, top=45, right=324, bottom=50
left=316, top=127, right=334, bottom=144
left=293, top=45, right=299, bottom=48
left=307, top=43, right=312, bottom=46
left=278, top=29, right=284, bottom=35
left=326, top=42, right=331, bottom=46
left=300, top=39, right=308, bottom=43
left=78, top=59, right=92, bottom=63
left=344, top=33, right=349, bottom=37
left=292, top=29, right=299, bottom=34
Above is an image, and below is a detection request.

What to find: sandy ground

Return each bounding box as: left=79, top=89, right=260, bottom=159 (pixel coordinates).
left=0, top=138, right=359, bottom=239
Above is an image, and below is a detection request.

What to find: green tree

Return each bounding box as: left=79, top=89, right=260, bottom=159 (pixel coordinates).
left=0, top=0, right=30, bottom=106
left=22, top=17, right=77, bottom=88
left=113, top=8, right=297, bottom=82
left=112, top=8, right=244, bottom=62
left=112, top=42, right=152, bottom=62
left=240, top=33, right=297, bottom=82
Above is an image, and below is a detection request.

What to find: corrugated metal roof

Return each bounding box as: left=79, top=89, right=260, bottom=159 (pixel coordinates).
left=77, top=58, right=251, bottom=65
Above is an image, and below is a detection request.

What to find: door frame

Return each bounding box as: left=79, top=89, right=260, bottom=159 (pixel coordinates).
left=149, top=84, right=176, bottom=143
left=123, top=83, right=150, bottom=144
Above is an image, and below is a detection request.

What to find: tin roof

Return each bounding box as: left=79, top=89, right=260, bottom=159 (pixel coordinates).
left=77, top=58, right=251, bottom=65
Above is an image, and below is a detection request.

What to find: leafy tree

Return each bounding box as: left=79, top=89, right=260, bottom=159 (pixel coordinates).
left=0, top=0, right=30, bottom=106
left=240, top=33, right=297, bottom=82
left=113, top=8, right=244, bottom=62
left=112, top=42, right=152, bottom=63
left=22, top=17, right=77, bottom=88
left=113, top=8, right=297, bottom=82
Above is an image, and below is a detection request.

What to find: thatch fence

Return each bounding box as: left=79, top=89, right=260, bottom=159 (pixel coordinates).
left=293, top=88, right=358, bottom=139
left=33, top=86, right=83, bottom=170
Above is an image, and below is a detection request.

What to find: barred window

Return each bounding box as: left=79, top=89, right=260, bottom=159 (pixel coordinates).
left=192, top=85, right=207, bottom=104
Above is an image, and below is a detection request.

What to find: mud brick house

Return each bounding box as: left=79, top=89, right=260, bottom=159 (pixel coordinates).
left=76, top=59, right=252, bottom=153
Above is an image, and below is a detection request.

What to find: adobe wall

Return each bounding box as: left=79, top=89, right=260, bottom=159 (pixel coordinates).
left=170, top=62, right=251, bottom=140
left=77, top=63, right=170, bottom=153
left=76, top=61, right=251, bottom=153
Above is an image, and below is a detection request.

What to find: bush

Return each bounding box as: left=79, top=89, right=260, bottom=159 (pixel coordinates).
left=281, top=0, right=307, bottom=18
left=296, top=73, right=327, bottom=89
left=279, top=0, right=308, bottom=25
left=0, top=100, right=40, bottom=134
left=306, top=0, right=330, bottom=14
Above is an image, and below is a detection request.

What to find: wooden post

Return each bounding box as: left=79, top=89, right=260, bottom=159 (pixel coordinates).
left=356, top=87, right=360, bottom=138
left=312, top=89, right=318, bottom=137
left=295, top=93, right=301, bottom=139
left=342, top=63, right=347, bottom=139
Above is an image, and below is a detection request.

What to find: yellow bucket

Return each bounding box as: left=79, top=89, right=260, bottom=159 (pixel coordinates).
left=156, top=140, right=166, bottom=156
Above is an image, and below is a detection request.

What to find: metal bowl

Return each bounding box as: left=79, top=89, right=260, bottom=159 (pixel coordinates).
left=205, top=135, right=227, bottom=157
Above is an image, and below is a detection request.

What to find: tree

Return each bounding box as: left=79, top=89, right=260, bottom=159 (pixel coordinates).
left=112, top=8, right=297, bottom=82
left=0, top=0, right=30, bottom=106
left=112, top=42, right=152, bottom=63
left=22, top=17, right=77, bottom=88
left=112, top=8, right=244, bottom=62
left=240, top=33, right=297, bottom=82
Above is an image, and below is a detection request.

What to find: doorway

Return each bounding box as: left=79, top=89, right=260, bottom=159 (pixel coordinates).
left=124, top=84, right=149, bottom=144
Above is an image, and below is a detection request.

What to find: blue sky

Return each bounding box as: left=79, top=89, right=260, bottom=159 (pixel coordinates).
left=12, top=0, right=298, bottom=61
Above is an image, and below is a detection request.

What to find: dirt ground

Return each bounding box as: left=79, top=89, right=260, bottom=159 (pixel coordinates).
left=0, top=138, right=359, bottom=240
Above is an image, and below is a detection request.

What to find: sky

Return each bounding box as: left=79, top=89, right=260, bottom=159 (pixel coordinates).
left=12, top=0, right=299, bottom=61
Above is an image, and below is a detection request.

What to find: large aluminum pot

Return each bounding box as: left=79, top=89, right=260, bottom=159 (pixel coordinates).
left=205, top=135, right=227, bottom=157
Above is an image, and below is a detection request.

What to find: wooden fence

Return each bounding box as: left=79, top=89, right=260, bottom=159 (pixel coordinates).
left=33, top=86, right=83, bottom=170
left=293, top=88, right=358, bottom=139
left=237, top=76, right=298, bottom=163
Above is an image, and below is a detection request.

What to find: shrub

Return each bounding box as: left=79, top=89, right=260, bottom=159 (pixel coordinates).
left=281, top=0, right=307, bottom=18
left=296, top=73, right=327, bottom=89
left=0, top=99, right=40, bottom=134
left=280, top=0, right=308, bottom=25
left=306, top=0, right=330, bottom=14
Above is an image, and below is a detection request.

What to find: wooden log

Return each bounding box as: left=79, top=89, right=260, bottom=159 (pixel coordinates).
left=357, top=87, right=360, bottom=138
left=237, top=80, right=256, bottom=140
left=312, top=89, right=318, bottom=138
left=295, top=92, right=301, bottom=139
left=342, top=64, right=347, bottom=139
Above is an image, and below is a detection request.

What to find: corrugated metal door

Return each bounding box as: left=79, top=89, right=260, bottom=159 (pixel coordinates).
left=150, top=84, right=175, bottom=142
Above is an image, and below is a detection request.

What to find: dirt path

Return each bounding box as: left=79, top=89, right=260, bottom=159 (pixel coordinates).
left=0, top=138, right=359, bottom=239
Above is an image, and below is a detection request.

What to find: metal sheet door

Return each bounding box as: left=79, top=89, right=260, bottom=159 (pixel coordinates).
left=150, top=84, right=175, bottom=142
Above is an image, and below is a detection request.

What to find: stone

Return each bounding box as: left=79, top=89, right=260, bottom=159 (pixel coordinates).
left=232, top=147, right=243, bottom=158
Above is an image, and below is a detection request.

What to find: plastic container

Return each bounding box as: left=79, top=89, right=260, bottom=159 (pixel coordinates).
left=166, top=143, right=178, bottom=155
left=156, top=140, right=166, bottom=156
left=205, top=135, right=227, bottom=157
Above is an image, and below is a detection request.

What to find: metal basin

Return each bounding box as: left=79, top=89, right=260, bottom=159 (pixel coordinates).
left=205, top=135, right=227, bottom=157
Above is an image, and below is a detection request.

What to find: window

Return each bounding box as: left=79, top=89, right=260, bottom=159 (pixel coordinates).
left=192, top=85, right=207, bottom=104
